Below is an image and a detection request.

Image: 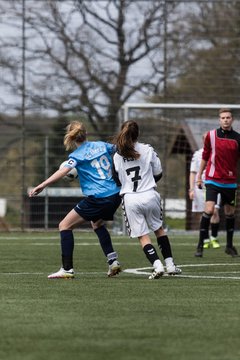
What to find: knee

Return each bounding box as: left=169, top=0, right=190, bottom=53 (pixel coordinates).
left=205, top=203, right=215, bottom=216
left=224, top=207, right=235, bottom=217
left=91, top=220, right=104, bottom=231
left=59, top=221, right=64, bottom=231
left=154, top=227, right=165, bottom=238
left=59, top=220, right=69, bottom=232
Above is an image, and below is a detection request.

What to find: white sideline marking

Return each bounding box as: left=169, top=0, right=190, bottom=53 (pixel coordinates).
left=0, top=272, right=105, bottom=276
left=1, top=264, right=240, bottom=280
left=1, top=236, right=239, bottom=248
left=1, top=272, right=45, bottom=275
left=0, top=242, right=139, bottom=246
left=177, top=263, right=240, bottom=267
left=1, top=241, right=239, bottom=247
left=33, top=242, right=139, bottom=246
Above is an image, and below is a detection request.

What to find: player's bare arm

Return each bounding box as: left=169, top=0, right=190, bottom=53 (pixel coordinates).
left=189, top=171, right=196, bottom=199
left=196, top=159, right=207, bottom=189
left=29, top=167, right=71, bottom=197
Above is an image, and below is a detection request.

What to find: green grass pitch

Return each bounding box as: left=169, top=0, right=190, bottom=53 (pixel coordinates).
left=0, top=231, right=240, bottom=360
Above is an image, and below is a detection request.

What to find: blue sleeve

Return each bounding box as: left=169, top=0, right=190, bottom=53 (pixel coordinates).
left=105, top=142, right=115, bottom=155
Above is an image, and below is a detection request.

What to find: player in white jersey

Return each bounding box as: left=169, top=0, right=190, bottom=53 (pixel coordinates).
left=113, top=120, right=181, bottom=279
left=29, top=121, right=121, bottom=279
left=189, top=133, right=221, bottom=249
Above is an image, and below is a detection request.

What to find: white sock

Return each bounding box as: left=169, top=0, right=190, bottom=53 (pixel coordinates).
left=165, top=257, right=174, bottom=268
left=153, top=259, right=163, bottom=269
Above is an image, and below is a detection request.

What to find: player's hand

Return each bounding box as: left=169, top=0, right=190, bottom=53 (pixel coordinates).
left=196, top=179, right=203, bottom=189
left=29, top=186, right=44, bottom=197
left=188, top=189, right=194, bottom=200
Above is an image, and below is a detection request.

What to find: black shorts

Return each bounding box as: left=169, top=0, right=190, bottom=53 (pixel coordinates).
left=74, top=193, right=121, bottom=222
left=205, top=184, right=237, bottom=207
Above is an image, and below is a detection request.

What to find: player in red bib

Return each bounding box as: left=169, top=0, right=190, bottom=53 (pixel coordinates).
left=195, top=108, right=240, bottom=257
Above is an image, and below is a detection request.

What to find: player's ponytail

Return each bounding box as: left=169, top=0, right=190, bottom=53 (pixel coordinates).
left=64, top=121, right=87, bottom=150
left=115, top=120, right=140, bottom=159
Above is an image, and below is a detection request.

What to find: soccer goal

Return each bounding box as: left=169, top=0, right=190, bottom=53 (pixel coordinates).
left=121, top=103, right=240, bottom=232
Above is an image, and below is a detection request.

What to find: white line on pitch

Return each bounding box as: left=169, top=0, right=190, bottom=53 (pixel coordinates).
left=0, top=241, right=199, bottom=246
left=178, top=263, right=240, bottom=267
left=123, top=265, right=240, bottom=280
left=0, top=271, right=106, bottom=276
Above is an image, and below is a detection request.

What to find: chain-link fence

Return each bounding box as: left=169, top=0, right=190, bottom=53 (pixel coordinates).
left=2, top=105, right=240, bottom=232
left=0, top=118, right=124, bottom=231
left=1, top=0, right=240, bottom=231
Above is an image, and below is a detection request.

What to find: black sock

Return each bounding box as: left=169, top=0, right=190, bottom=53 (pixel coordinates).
left=226, top=215, right=235, bottom=248
left=198, top=212, right=211, bottom=248
left=211, top=223, right=219, bottom=238
left=94, top=225, right=115, bottom=262
left=143, top=244, right=159, bottom=265
left=60, top=230, right=74, bottom=270
left=157, top=235, right=172, bottom=259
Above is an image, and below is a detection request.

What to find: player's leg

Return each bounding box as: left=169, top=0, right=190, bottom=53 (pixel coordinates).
left=195, top=207, right=214, bottom=257
left=224, top=194, right=239, bottom=257
left=138, top=234, right=165, bottom=280
left=195, top=184, right=217, bottom=257
left=145, top=191, right=181, bottom=275
left=209, top=193, right=221, bottom=247
left=92, top=219, right=116, bottom=258
left=48, top=209, right=86, bottom=279
left=123, top=192, right=164, bottom=279
left=87, top=194, right=122, bottom=276
left=92, top=219, right=121, bottom=277
left=192, top=187, right=211, bottom=249
left=154, top=227, right=181, bottom=275
left=210, top=205, right=220, bottom=248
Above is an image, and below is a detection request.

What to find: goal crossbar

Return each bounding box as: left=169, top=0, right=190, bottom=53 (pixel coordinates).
left=122, top=103, right=240, bottom=122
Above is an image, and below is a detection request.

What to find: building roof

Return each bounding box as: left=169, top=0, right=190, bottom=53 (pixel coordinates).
left=169, top=118, right=240, bottom=154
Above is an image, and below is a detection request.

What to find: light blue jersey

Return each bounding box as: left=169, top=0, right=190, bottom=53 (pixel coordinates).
left=67, top=141, right=120, bottom=198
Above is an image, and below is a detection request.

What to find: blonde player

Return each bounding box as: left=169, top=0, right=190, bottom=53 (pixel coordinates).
left=29, top=121, right=121, bottom=278
left=189, top=133, right=221, bottom=249
left=113, top=120, right=181, bottom=279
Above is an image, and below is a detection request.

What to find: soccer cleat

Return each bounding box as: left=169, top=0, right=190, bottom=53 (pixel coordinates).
left=148, top=263, right=165, bottom=280
left=195, top=247, right=203, bottom=257
left=107, top=260, right=121, bottom=277
left=166, top=264, right=182, bottom=275
left=210, top=237, right=220, bottom=249
left=203, top=239, right=211, bottom=249
left=225, top=246, right=240, bottom=257
left=48, top=267, right=75, bottom=279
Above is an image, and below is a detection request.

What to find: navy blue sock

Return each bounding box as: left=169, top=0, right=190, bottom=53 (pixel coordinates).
left=60, top=230, right=74, bottom=270
left=94, top=225, right=114, bottom=257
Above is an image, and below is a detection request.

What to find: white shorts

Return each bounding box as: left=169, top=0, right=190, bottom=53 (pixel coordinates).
left=192, top=188, right=221, bottom=212
left=122, top=189, right=163, bottom=238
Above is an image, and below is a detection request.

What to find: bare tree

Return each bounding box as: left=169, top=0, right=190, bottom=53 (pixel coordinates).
left=0, top=0, right=181, bottom=135
left=159, top=1, right=240, bottom=104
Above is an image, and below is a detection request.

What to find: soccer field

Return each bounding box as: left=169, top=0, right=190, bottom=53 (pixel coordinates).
left=0, top=231, right=240, bottom=360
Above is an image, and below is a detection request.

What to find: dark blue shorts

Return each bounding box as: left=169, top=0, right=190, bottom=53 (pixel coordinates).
left=74, top=193, right=121, bottom=222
